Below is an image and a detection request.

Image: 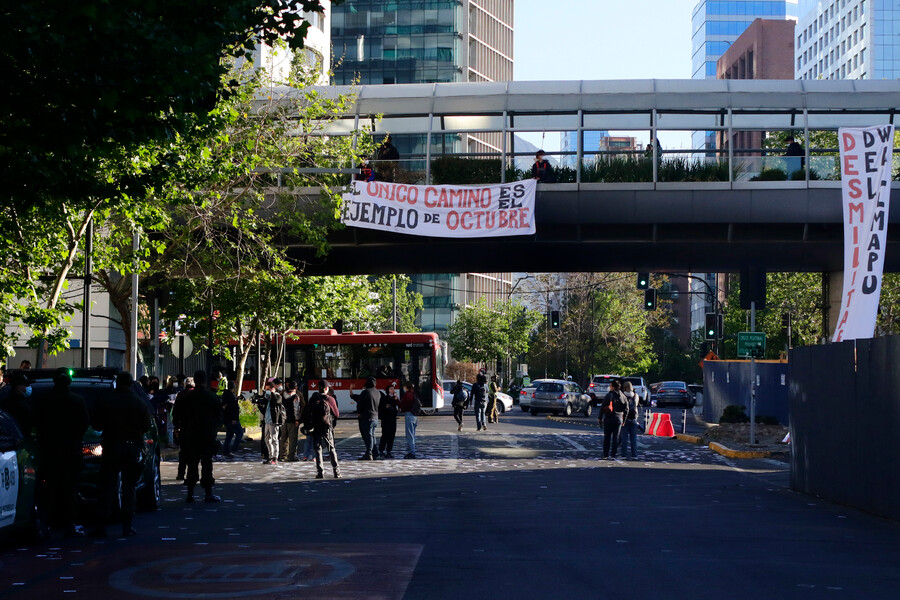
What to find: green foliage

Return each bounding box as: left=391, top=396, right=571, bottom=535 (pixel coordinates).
left=369, top=276, right=423, bottom=333
left=750, top=168, right=788, bottom=181
left=239, top=399, right=259, bottom=428
left=430, top=157, right=504, bottom=185
left=447, top=298, right=542, bottom=368
left=720, top=405, right=750, bottom=423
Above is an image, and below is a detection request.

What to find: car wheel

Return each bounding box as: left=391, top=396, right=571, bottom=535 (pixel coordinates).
left=530, top=408, right=539, bottom=416
left=583, top=403, right=592, bottom=418
left=137, top=452, right=161, bottom=511
left=563, top=403, right=573, bottom=417
left=420, top=407, right=436, bottom=416
left=498, top=403, right=506, bottom=414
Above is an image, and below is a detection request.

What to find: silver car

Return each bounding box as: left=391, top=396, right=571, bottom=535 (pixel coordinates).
left=529, top=380, right=593, bottom=417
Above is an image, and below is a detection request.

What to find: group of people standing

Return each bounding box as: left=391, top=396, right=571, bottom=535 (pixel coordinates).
left=449, top=373, right=502, bottom=432
left=352, top=377, right=422, bottom=461
left=597, top=380, right=640, bottom=460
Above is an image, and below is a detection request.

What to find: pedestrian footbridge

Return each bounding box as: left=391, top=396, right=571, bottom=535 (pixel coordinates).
left=267, top=79, right=900, bottom=275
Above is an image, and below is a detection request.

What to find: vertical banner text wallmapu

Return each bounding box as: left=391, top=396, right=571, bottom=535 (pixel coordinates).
left=342, top=179, right=536, bottom=238
left=833, top=125, right=894, bottom=342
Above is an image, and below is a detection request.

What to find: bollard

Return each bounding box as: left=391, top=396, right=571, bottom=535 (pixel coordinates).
left=682, top=408, right=687, bottom=434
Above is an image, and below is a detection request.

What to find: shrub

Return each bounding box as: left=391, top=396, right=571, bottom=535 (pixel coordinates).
left=446, top=359, right=479, bottom=383
left=430, top=156, right=503, bottom=184
left=750, top=168, right=788, bottom=181
left=239, top=398, right=259, bottom=428
left=720, top=404, right=750, bottom=423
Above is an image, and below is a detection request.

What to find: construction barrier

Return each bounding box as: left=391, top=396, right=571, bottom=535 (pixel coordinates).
left=646, top=412, right=675, bottom=437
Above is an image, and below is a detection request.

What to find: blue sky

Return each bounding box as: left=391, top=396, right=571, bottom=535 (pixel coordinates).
left=512, top=0, right=700, bottom=151
left=513, top=0, right=698, bottom=81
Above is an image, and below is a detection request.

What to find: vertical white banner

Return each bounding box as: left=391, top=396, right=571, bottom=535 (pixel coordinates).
left=833, top=125, right=895, bottom=342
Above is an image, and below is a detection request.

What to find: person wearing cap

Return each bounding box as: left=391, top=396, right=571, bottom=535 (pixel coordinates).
left=91, top=371, right=152, bottom=538
left=531, top=150, right=555, bottom=183
left=377, top=381, right=400, bottom=459
left=352, top=376, right=381, bottom=460
left=0, top=372, right=35, bottom=436
left=34, top=368, right=90, bottom=537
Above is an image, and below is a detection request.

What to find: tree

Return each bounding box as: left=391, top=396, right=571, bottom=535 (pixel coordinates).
left=0, top=1, right=344, bottom=366
left=446, top=298, right=541, bottom=373
left=369, top=276, right=423, bottom=333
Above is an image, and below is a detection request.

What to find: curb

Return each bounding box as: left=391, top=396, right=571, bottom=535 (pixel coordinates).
left=708, top=441, right=772, bottom=459
left=547, top=415, right=603, bottom=429
left=675, top=434, right=704, bottom=445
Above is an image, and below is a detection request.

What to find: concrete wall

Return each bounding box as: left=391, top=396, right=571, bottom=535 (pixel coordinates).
left=702, top=359, right=790, bottom=424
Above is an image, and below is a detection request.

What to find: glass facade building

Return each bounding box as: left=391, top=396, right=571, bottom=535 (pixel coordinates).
left=796, top=1, right=899, bottom=81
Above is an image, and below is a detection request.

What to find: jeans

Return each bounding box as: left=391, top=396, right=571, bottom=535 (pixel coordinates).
left=359, top=417, right=378, bottom=457
left=313, top=428, right=341, bottom=477
left=302, top=434, right=314, bottom=459
left=475, top=403, right=486, bottom=430
left=223, top=422, right=244, bottom=454
left=603, top=414, right=623, bottom=457
left=620, top=419, right=639, bottom=457
left=404, top=412, right=418, bottom=456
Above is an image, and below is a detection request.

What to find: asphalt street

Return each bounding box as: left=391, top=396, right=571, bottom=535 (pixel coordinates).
left=2, top=409, right=898, bottom=599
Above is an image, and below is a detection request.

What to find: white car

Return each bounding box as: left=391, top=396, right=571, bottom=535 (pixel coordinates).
left=441, top=380, right=513, bottom=414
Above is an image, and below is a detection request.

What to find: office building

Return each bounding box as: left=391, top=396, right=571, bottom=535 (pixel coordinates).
left=559, top=131, right=612, bottom=168
left=692, top=1, right=799, bottom=148
left=795, top=0, right=892, bottom=80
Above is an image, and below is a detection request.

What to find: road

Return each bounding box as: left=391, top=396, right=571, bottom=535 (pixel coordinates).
left=2, top=411, right=899, bottom=599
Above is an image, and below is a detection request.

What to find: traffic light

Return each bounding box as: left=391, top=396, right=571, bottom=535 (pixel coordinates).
left=550, top=310, right=560, bottom=329
left=637, top=273, right=650, bottom=290
left=643, top=289, right=657, bottom=310
left=705, top=313, right=717, bottom=340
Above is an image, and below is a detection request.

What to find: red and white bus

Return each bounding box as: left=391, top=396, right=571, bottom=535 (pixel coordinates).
left=243, top=329, right=447, bottom=416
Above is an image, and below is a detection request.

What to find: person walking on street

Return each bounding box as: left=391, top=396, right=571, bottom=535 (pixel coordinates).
left=377, top=381, right=400, bottom=458
left=302, top=379, right=341, bottom=478
left=221, top=381, right=243, bottom=457
left=179, top=370, right=223, bottom=503
left=34, top=369, right=89, bottom=537
left=472, top=373, right=488, bottom=431
left=487, top=374, right=500, bottom=424
left=450, top=378, right=468, bottom=431
left=599, top=380, right=628, bottom=459
left=279, top=381, right=300, bottom=461
left=260, top=380, right=284, bottom=465
left=399, top=381, right=421, bottom=458
left=172, top=377, right=195, bottom=479
left=619, top=381, right=640, bottom=459
left=352, top=376, right=380, bottom=460
left=90, top=372, right=152, bottom=538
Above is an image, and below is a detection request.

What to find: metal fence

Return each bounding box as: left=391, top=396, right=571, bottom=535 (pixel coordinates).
left=789, top=337, right=900, bottom=521
left=701, top=360, right=790, bottom=425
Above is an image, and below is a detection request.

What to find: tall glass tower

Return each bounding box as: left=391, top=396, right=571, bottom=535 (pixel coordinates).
left=691, top=1, right=799, bottom=148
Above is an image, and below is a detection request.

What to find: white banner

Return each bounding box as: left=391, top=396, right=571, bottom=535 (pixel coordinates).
left=0, top=451, right=19, bottom=529
left=342, top=179, right=537, bottom=238
left=833, top=125, right=895, bottom=342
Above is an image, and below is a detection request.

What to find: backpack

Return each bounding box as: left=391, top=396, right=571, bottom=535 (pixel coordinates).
left=452, top=386, right=468, bottom=408
left=310, top=393, right=334, bottom=432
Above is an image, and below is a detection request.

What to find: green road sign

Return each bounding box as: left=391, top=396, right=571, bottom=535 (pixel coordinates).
left=737, top=332, right=766, bottom=358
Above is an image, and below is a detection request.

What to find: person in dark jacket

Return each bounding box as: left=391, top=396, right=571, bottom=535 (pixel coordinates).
left=377, top=381, right=400, bottom=458
left=279, top=381, right=300, bottom=462
left=619, top=381, right=640, bottom=459
left=178, top=370, right=223, bottom=503
left=90, top=371, right=152, bottom=538
left=450, top=379, right=468, bottom=432
left=472, top=373, right=489, bottom=431
left=399, top=381, right=422, bottom=459
left=376, top=134, right=400, bottom=182
left=34, top=369, right=90, bottom=537
left=222, top=381, right=243, bottom=457
left=260, top=380, right=284, bottom=465
left=0, top=373, right=34, bottom=437
left=352, top=376, right=380, bottom=460
left=531, top=150, right=555, bottom=183
left=301, top=379, right=341, bottom=478
left=599, top=380, right=628, bottom=459
left=172, top=376, right=195, bottom=479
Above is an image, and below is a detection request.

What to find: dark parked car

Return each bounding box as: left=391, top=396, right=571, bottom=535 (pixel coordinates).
left=25, top=368, right=161, bottom=514
left=654, top=381, right=693, bottom=408
left=529, top=379, right=592, bottom=417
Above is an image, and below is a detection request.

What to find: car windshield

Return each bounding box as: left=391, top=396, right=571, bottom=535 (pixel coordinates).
left=536, top=382, right=563, bottom=393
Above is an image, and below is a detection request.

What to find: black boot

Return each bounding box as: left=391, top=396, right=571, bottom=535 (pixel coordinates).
left=204, top=487, right=221, bottom=503
left=122, top=516, right=137, bottom=537
left=186, top=484, right=195, bottom=503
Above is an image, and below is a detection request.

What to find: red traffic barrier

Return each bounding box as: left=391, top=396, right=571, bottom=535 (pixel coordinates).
left=647, top=412, right=675, bottom=437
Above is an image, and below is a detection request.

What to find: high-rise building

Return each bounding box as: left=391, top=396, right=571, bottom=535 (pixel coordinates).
left=331, top=2, right=515, bottom=342
left=794, top=0, right=888, bottom=80
left=691, top=1, right=799, bottom=148
left=559, top=131, right=611, bottom=168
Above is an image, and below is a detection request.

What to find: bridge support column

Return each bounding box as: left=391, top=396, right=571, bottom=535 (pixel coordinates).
left=824, top=270, right=843, bottom=343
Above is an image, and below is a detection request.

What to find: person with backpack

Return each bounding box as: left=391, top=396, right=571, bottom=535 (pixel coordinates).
left=302, top=379, right=341, bottom=479
left=619, top=380, right=640, bottom=460
left=377, top=381, right=400, bottom=459
left=260, top=380, right=285, bottom=465
left=352, top=376, right=381, bottom=460
left=450, top=378, right=469, bottom=432
left=472, top=373, right=489, bottom=431
left=598, top=379, right=628, bottom=459
left=279, top=381, right=301, bottom=462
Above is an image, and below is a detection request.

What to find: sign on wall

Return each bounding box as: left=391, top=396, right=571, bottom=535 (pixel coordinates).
left=342, top=179, right=536, bottom=238
left=833, top=125, right=895, bottom=343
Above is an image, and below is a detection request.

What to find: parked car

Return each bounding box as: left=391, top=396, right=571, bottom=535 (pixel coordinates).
left=587, top=374, right=620, bottom=401
left=687, top=384, right=704, bottom=406
left=622, top=376, right=650, bottom=406
left=518, top=382, right=539, bottom=412
left=654, top=381, right=693, bottom=408
left=441, top=380, right=514, bottom=414
left=529, top=379, right=593, bottom=417
left=0, top=409, right=41, bottom=540
left=24, top=368, right=161, bottom=514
